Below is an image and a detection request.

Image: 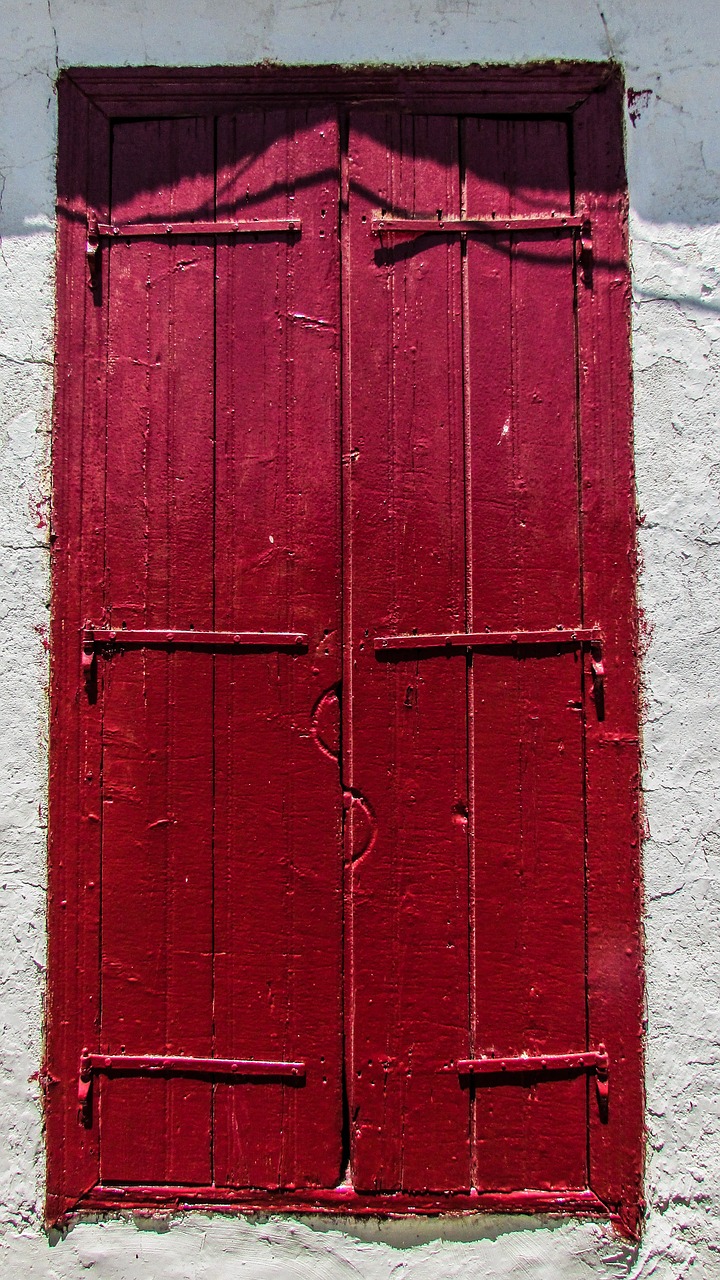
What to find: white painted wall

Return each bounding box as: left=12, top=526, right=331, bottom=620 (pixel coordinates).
left=1, top=0, right=719, bottom=1274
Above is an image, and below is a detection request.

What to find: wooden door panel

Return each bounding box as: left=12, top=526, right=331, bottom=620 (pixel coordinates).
left=463, top=117, right=580, bottom=627
left=347, top=112, right=590, bottom=1195
left=462, top=117, right=588, bottom=1189
left=96, top=110, right=343, bottom=1189
left=50, top=77, right=641, bottom=1225
left=472, top=650, right=587, bottom=1190
left=100, top=650, right=214, bottom=1185
left=346, top=112, right=471, bottom=1193
left=100, top=118, right=216, bottom=1183
left=212, top=109, right=343, bottom=1189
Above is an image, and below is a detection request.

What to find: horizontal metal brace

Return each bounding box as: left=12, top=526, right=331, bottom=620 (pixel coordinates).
left=457, top=1047, right=608, bottom=1076
left=78, top=1051, right=305, bottom=1126
left=83, top=627, right=308, bottom=650
left=86, top=211, right=301, bottom=284
left=372, top=214, right=587, bottom=236
left=457, top=1045, right=609, bottom=1112
left=375, top=627, right=601, bottom=653
left=81, top=1052, right=305, bottom=1078
left=82, top=628, right=308, bottom=694
left=91, top=215, right=301, bottom=239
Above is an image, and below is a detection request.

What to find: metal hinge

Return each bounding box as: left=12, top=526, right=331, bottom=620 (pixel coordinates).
left=371, top=212, right=593, bottom=286
left=372, top=213, right=587, bottom=237
left=457, top=1045, right=609, bottom=1110
left=588, top=632, right=605, bottom=717
left=82, top=626, right=308, bottom=696
left=85, top=211, right=101, bottom=284
left=86, top=210, right=302, bottom=285
left=375, top=626, right=601, bottom=653
left=578, top=219, right=593, bottom=285
left=374, top=626, right=605, bottom=718
left=78, top=1051, right=306, bottom=1127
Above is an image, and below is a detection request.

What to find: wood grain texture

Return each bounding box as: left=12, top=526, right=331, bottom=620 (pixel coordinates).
left=62, top=64, right=614, bottom=120
left=48, top=70, right=641, bottom=1231
left=46, top=77, right=110, bottom=1221
left=574, top=79, right=644, bottom=1236
left=346, top=112, right=470, bottom=1193
left=463, top=117, right=588, bottom=1191
left=100, top=118, right=216, bottom=1183
left=212, top=108, right=343, bottom=1189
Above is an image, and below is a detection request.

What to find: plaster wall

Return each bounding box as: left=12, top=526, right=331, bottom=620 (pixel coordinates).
left=1, top=0, right=719, bottom=1275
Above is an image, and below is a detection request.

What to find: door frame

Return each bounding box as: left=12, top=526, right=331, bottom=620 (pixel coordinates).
left=48, top=64, right=643, bottom=1235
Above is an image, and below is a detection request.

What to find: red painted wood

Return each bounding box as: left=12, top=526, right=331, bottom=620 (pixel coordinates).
left=574, top=78, right=644, bottom=1237
left=99, top=118, right=216, bottom=1184
left=63, top=64, right=616, bottom=119
left=457, top=1049, right=608, bottom=1076
left=50, top=69, right=641, bottom=1233
left=46, top=77, right=110, bottom=1222
left=84, top=629, right=308, bottom=650
left=212, top=108, right=343, bottom=1190
left=78, top=1183, right=611, bottom=1221
left=375, top=629, right=599, bottom=651
left=95, top=219, right=302, bottom=236
left=78, top=1177, right=607, bottom=1218
left=346, top=112, right=470, bottom=1193
left=81, top=1054, right=305, bottom=1078
left=462, top=117, right=589, bottom=1193
left=372, top=215, right=584, bottom=236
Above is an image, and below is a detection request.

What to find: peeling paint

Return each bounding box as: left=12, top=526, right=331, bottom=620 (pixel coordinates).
left=627, top=87, right=653, bottom=126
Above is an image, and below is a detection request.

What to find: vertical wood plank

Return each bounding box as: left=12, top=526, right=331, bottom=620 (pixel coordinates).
left=464, top=117, right=587, bottom=1190
left=212, top=108, right=343, bottom=1189
left=99, top=118, right=215, bottom=1184
left=574, top=78, right=644, bottom=1235
left=347, top=112, right=471, bottom=1193
left=47, top=78, right=110, bottom=1219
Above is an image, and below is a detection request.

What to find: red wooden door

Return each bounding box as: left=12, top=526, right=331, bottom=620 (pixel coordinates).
left=50, top=73, right=641, bottom=1229
left=83, top=111, right=344, bottom=1189
left=345, top=112, right=471, bottom=1192
left=346, top=113, right=600, bottom=1194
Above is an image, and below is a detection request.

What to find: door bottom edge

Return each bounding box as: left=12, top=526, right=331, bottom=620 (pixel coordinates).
left=71, top=1183, right=608, bottom=1219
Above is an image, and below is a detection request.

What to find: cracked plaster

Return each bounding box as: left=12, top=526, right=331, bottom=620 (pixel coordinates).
left=0, top=0, right=719, bottom=1275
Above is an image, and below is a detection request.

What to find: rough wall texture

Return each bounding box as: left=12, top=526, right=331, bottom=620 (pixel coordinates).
left=1, top=0, right=719, bottom=1274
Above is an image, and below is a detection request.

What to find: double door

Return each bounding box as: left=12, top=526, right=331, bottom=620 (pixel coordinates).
left=49, top=93, right=641, bottom=1221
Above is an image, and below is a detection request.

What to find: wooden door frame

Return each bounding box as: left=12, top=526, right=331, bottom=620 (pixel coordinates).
left=48, top=63, right=643, bottom=1235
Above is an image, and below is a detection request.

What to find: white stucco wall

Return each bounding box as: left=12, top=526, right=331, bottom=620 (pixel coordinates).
left=1, top=0, right=719, bottom=1275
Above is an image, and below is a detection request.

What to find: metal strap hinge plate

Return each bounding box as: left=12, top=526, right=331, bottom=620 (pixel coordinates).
left=375, top=627, right=602, bottom=653
left=82, top=627, right=308, bottom=694
left=83, top=627, right=308, bottom=650
left=371, top=213, right=593, bottom=285
left=457, top=1046, right=609, bottom=1109
left=78, top=1051, right=306, bottom=1127
left=372, top=214, right=589, bottom=236
left=86, top=210, right=301, bottom=283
